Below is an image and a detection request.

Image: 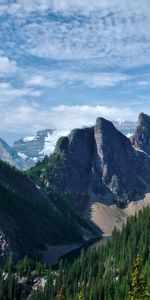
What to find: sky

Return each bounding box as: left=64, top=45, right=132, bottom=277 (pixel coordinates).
left=0, top=0, right=150, bottom=144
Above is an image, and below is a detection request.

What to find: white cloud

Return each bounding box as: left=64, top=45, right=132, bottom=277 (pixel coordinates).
left=26, top=71, right=129, bottom=88
left=26, top=75, right=57, bottom=88
left=0, top=56, right=17, bottom=75
left=1, top=1, right=150, bottom=69
left=0, top=104, right=137, bottom=134
left=0, top=82, right=42, bottom=102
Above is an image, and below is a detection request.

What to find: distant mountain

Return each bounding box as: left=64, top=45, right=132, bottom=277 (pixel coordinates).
left=13, top=129, right=70, bottom=169
left=0, top=138, right=28, bottom=170
left=113, top=120, right=136, bottom=137
left=13, top=121, right=136, bottom=170
left=0, top=160, right=97, bottom=261
left=28, top=114, right=150, bottom=209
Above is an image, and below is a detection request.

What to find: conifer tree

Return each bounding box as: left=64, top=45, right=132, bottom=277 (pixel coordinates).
left=128, top=255, right=150, bottom=299
left=56, top=286, right=65, bottom=300
left=77, top=290, right=85, bottom=300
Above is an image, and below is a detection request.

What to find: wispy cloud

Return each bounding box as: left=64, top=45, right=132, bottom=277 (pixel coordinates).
left=0, top=82, right=42, bottom=103
left=0, top=1, right=150, bottom=140
left=26, top=71, right=129, bottom=88
left=1, top=1, right=150, bottom=69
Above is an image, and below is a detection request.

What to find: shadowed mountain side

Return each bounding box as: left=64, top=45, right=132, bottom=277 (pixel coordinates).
left=0, top=160, right=99, bottom=261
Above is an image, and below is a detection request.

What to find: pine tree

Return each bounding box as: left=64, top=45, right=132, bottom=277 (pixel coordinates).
left=77, top=290, right=85, bottom=300
left=128, top=255, right=150, bottom=299
left=56, top=286, right=65, bottom=300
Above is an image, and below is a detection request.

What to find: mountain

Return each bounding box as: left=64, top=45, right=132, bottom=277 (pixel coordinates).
left=0, top=138, right=28, bottom=170
left=0, top=160, right=97, bottom=261
left=131, top=112, right=150, bottom=154
left=13, top=129, right=70, bottom=169
left=28, top=114, right=150, bottom=210
left=13, top=121, right=136, bottom=170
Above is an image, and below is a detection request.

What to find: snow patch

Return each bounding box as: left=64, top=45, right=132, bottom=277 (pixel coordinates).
left=32, top=157, right=38, bottom=162
left=126, top=132, right=133, bottom=138
left=23, top=135, right=36, bottom=142
left=18, top=152, right=28, bottom=160
left=40, top=130, right=70, bottom=156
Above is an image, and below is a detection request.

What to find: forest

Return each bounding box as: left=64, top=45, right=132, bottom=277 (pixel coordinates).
left=0, top=207, right=150, bottom=300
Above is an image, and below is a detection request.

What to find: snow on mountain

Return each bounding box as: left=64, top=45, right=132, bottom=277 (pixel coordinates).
left=13, top=129, right=70, bottom=169
left=40, top=130, right=70, bottom=156
left=23, top=135, right=36, bottom=142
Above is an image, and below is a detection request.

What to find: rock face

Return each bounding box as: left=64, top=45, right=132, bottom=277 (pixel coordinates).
left=0, top=138, right=27, bottom=170
left=35, top=115, right=150, bottom=208
left=131, top=112, right=150, bottom=154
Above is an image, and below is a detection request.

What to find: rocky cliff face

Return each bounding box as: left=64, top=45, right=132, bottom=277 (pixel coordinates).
left=131, top=112, right=150, bottom=154
left=31, top=115, right=150, bottom=208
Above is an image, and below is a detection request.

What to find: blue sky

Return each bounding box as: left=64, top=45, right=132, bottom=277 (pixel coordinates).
left=0, top=0, right=150, bottom=143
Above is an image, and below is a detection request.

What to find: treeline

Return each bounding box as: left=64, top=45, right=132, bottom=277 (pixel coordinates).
left=0, top=207, right=150, bottom=299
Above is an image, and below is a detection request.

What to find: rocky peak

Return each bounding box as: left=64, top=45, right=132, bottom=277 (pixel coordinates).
left=131, top=113, right=150, bottom=154
left=37, top=116, right=150, bottom=208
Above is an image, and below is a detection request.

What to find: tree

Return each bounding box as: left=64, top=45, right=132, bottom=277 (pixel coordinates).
left=56, top=286, right=65, bottom=300
left=77, top=290, right=86, bottom=300
left=128, top=255, right=150, bottom=299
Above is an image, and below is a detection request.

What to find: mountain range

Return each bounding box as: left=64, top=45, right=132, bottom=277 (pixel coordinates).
left=0, top=121, right=136, bottom=170
left=0, top=113, right=150, bottom=262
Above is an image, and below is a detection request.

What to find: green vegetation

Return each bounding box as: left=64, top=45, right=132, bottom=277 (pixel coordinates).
left=0, top=160, right=95, bottom=261
left=0, top=207, right=150, bottom=299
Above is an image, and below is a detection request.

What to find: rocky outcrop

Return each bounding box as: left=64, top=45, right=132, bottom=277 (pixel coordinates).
left=35, top=114, right=150, bottom=208
left=131, top=112, right=150, bottom=154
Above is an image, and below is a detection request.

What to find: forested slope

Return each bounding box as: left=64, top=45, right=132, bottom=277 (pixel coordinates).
left=0, top=206, right=149, bottom=299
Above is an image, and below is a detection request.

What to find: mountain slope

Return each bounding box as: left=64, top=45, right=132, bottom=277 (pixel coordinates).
left=29, top=206, right=150, bottom=300
left=0, top=138, right=27, bottom=170
left=28, top=115, right=150, bottom=209
left=0, top=160, right=97, bottom=261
